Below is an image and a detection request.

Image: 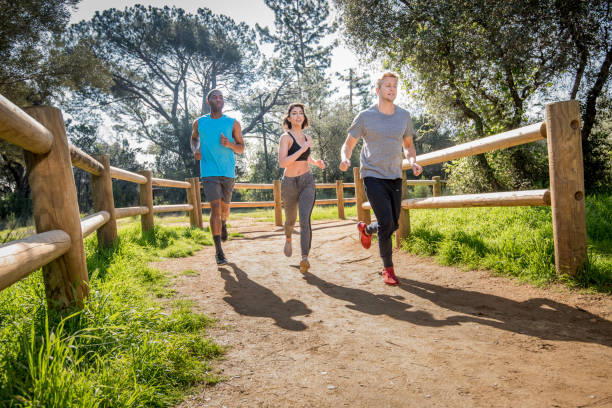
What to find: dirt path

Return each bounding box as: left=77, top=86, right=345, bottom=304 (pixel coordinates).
left=157, top=218, right=612, bottom=408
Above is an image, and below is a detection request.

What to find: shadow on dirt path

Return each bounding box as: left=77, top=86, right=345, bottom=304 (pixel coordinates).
left=161, top=218, right=612, bottom=408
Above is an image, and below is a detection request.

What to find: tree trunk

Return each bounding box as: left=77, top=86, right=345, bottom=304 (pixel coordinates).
left=581, top=45, right=612, bottom=142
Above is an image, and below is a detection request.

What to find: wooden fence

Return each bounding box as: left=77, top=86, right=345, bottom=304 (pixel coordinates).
left=201, top=181, right=358, bottom=226
left=0, top=96, right=206, bottom=309
left=0, top=94, right=431, bottom=308
left=0, top=95, right=585, bottom=310
left=354, top=100, right=586, bottom=277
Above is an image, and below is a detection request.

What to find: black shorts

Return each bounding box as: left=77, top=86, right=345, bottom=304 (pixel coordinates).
left=201, top=176, right=235, bottom=203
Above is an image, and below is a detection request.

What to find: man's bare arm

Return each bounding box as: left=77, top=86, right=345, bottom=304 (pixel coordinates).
left=191, top=120, right=201, bottom=160
left=339, top=134, right=358, bottom=171
left=403, top=134, right=423, bottom=176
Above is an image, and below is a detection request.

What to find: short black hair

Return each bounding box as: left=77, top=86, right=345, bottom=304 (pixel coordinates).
left=206, top=88, right=222, bottom=102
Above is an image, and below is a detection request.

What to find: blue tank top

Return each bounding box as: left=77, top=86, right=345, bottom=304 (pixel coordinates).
left=198, top=114, right=236, bottom=178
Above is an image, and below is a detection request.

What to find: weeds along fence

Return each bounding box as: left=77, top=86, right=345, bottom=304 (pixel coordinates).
left=354, top=100, right=586, bottom=277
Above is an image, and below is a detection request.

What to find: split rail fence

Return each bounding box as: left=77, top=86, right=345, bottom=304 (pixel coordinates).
left=0, top=95, right=585, bottom=310
left=352, top=100, right=586, bottom=277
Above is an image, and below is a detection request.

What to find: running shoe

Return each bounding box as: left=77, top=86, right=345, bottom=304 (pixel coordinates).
left=216, top=253, right=228, bottom=266
left=284, top=239, right=292, bottom=257
left=357, top=221, right=372, bottom=249
left=221, top=223, right=228, bottom=242
left=299, top=258, right=310, bottom=274
left=381, top=266, right=399, bottom=285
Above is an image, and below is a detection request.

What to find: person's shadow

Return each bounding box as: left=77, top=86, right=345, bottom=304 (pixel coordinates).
left=219, top=263, right=311, bottom=331
left=303, top=273, right=612, bottom=347
left=397, top=278, right=612, bottom=347
left=303, top=272, right=460, bottom=327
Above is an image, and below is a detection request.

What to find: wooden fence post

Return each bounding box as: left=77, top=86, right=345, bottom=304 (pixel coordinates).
left=23, top=106, right=88, bottom=308
left=139, top=170, right=154, bottom=232
left=545, top=100, right=587, bottom=276
left=353, top=167, right=371, bottom=224
left=194, top=178, right=203, bottom=228
left=432, top=176, right=442, bottom=197
left=336, top=180, right=345, bottom=219
left=91, top=154, right=117, bottom=247
left=273, top=179, right=283, bottom=227
left=396, top=171, right=411, bottom=248
left=186, top=177, right=198, bottom=227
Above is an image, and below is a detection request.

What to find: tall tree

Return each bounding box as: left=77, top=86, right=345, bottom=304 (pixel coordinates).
left=0, top=0, right=109, bottom=219
left=335, top=68, right=372, bottom=111
left=555, top=0, right=612, bottom=192
left=257, top=0, right=337, bottom=108
left=335, top=0, right=611, bottom=192
left=70, top=6, right=277, bottom=180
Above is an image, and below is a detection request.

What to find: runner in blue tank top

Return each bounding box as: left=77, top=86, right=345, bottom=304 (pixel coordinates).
left=191, top=89, right=245, bottom=265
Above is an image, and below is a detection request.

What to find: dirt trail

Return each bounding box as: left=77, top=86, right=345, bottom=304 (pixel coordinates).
left=157, top=218, right=612, bottom=408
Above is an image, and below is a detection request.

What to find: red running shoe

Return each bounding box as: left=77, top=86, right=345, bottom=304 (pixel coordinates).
left=357, top=221, right=372, bottom=249
left=382, top=266, right=399, bottom=285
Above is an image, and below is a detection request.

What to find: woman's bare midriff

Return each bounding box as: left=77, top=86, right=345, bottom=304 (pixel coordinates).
left=283, top=161, right=310, bottom=178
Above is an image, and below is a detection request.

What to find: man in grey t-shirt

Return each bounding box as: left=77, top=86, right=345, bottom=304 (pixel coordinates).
left=339, top=72, right=423, bottom=285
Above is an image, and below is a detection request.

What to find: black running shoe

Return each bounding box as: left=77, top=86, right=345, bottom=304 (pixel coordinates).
left=216, top=253, right=228, bottom=265
left=221, top=223, right=228, bottom=242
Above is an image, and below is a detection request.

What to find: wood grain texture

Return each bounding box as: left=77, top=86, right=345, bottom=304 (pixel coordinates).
left=0, top=94, right=53, bottom=154
left=0, top=230, right=71, bottom=291
left=405, top=122, right=546, bottom=168
left=546, top=101, right=587, bottom=275
left=91, top=155, right=117, bottom=247
left=23, top=106, right=89, bottom=308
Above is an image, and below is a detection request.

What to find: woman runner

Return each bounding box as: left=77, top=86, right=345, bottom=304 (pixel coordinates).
left=278, top=103, right=326, bottom=274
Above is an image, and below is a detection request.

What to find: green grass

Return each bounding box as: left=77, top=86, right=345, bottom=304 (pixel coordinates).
left=0, top=223, right=221, bottom=407
left=400, top=194, right=612, bottom=292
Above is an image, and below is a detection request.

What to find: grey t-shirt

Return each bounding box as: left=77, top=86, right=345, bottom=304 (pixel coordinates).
left=348, top=104, right=415, bottom=179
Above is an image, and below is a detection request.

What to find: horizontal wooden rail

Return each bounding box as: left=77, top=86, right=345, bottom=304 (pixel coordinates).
left=151, top=178, right=190, bottom=189
left=0, top=230, right=71, bottom=291
left=202, top=201, right=276, bottom=208
left=201, top=198, right=357, bottom=209
left=0, top=94, right=53, bottom=154
left=153, top=204, right=193, bottom=213
left=80, top=211, right=110, bottom=238
left=405, top=122, right=546, bottom=168
left=362, top=189, right=550, bottom=210
left=228, top=182, right=356, bottom=190
left=109, top=166, right=147, bottom=184
left=69, top=145, right=104, bottom=176
left=233, top=183, right=274, bottom=189
left=115, top=206, right=149, bottom=219
left=406, top=180, right=447, bottom=186
left=314, top=198, right=357, bottom=205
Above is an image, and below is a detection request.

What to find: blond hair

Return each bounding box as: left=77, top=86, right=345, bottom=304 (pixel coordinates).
left=376, top=72, right=399, bottom=89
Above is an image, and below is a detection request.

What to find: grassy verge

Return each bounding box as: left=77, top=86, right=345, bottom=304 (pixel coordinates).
left=0, top=223, right=222, bottom=407
left=400, top=194, right=612, bottom=292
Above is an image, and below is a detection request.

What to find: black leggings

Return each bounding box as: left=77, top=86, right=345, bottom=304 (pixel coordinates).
left=363, top=177, right=403, bottom=268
